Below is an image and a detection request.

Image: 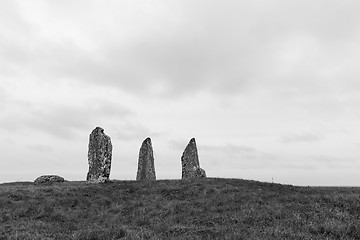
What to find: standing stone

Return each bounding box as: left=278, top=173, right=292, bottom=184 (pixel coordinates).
left=86, top=127, right=112, bottom=183
left=136, top=137, right=156, bottom=180
left=181, top=138, right=206, bottom=179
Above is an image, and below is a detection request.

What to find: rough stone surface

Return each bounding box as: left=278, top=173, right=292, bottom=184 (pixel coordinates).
left=136, top=137, right=156, bottom=180
left=34, top=175, right=65, bottom=184
left=196, top=166, right=207, bottom=178
left=181, top=138, right=206, bottom=179
left=86, top=127, right=112, bottom=183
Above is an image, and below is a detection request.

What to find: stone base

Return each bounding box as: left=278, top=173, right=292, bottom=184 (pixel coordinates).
left=182, top=166, right=206, bottom=179
left=86, top=175, right=108, bottom=183
left=197, top=167, right=207, bottom=178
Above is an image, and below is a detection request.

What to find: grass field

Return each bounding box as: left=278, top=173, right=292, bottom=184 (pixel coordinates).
left=1, top=178, right=360, bottom=239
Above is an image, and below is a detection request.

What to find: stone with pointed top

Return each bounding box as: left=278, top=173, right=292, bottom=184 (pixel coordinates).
left=181, top=138, right=206, bottom=179
left=86, top=127, right=112, bottom=183
left=136, top=137, right=156, bottom=180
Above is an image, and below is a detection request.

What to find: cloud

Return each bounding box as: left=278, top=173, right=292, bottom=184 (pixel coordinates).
left=198, top=142, right=281, bottom=171
left=311, top=155, right=356, bottom=169
left=114, top=122, right=163, bottom=141
left=168, top=140, right=276, bottom=165
left=168, top=140, right=258, bottom=154
left=1, top=1, right=360, bottom=185
left=188, top=141, right=350, bottom=172
left=0, top=87, right=7, bottom=108
left=280, top=133, right=324, bottom=143
left=167, top=139, right=189, bottom=151
left=27, top=144, right=54, bottom=152
left=2, top=0, right=359, bottom=100
left=0, top=98, right=134, bottom=139
left=275, top=155, right=357, bottom=171
left=200, top=143, right=257, bottom=155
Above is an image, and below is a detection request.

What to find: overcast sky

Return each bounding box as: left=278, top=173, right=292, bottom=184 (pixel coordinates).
left=1, top=0, right=360, bottom=186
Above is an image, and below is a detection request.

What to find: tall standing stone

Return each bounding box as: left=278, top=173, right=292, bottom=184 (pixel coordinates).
left=86, top=127, right=112, bottom=183
left=136, top=137, right=156, bottom=180
left=181, top=138, right=206, bottom=179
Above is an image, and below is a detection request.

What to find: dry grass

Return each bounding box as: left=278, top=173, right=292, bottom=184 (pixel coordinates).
left=1, top=178, right=360, bottom=239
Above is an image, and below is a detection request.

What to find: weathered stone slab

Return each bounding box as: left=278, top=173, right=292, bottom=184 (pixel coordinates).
left=181, top=138, right=206, bottom=179
left=136, top=137, right=156, bottom=180
left=34, top=175, right=65, bottom=184
left=86, top=127, right=112, bottom=183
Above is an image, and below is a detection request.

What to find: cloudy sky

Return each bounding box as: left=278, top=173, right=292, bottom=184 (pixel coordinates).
left=1, top=0, right=360, bottom=186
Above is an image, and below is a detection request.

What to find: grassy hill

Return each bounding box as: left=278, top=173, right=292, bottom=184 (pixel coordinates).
left=1, top=178, right=360, bottom=239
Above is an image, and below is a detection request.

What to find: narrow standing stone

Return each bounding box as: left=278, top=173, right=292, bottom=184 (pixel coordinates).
left=136, top=137, right=156, bottom=180
left=181, top=138, right=206, bottom=179
left=86, top=127, right=112, bottom=183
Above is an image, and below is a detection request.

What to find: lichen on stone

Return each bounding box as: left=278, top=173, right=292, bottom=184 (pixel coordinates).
left=181, top=138, right=206, bottom=179
left=136, top=137, right=156, bottom=180
left=86, top=127, right=112, bottom=183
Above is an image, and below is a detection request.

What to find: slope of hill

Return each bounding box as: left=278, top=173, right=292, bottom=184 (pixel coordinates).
left=1, top=178, right=360, bottom=239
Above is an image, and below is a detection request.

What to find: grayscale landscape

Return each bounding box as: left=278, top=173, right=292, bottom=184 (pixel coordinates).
left=1, top=0, right=360, bottom=239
